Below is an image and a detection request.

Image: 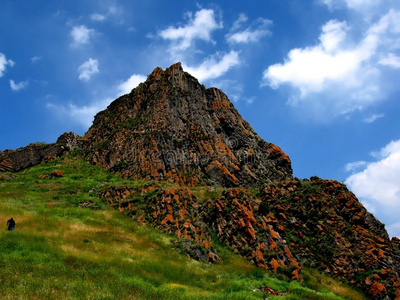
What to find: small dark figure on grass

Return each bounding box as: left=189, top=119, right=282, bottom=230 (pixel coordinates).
left=7, top=218, right=15, bottom=231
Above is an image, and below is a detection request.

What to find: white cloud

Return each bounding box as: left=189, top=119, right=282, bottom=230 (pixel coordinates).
left=159, top=9, right=222, bottom=52
left=345, top=160, right=367, bottom=172
left=90, top=6, right=119, bottom=22
left=90, top=13, right=106, bottom=21
left=48, top=72, right=145, bottom=128
left=319, top=0, right=383, bottom=12
left=379, top=53, right=400, bottom=68
left=182, top=51, right=240, bottom=81
left=9, top=80, right=28, bottom=91
left=263, top=20, right=360, bottom=95
left=31, top=56, right=42, bottom=63
left=70, top=25, right=95, bottom=47
left=262, top=10, right=400, bottom=119
left=364, top=113, right=384, bottom=123
left=345, top=139, right=400, bottom=237
left=226, top=15, right=272, bottom=44
left=231, top=13, right=248, bottom=31
left=78, top=58, right=99, bottom=81
left=117, top=74, right=146, bottom=95
left=345, top=0, right=382, bottom=10
left=47, top=99, right=111, bottom=128
left=0, top=53, right=14, bottom=77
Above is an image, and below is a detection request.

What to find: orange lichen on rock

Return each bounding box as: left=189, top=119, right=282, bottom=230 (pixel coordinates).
left=271, top=258, right=279, bottom=273
left=292, top=269, right=300, bottom=280
left=369, top=282, right=386, bottom=297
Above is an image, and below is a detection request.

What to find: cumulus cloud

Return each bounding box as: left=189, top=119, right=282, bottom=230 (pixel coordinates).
left=159, top=9, right=222, bottom=52
left=364, top=113, right=384, bottom=123
left=0, top=53, right=14, bottom=77
left=117, top=74, right=146, bottom=95
left=345, top=139, right=400, bottom=237
left=9, top=80, right=28, bottom=91
left=226, top=14, right=272, bottom=44
left=262, top=9, right=400, bottom=119
left=70, top=25, right=95, bottom=47
left=78, top=58, right=99, bottom=81
left=182, top=51, right=240, bottom=81
left=263, top=20, right=359, bottom=95
left=48, top=72, right=145, bottom=128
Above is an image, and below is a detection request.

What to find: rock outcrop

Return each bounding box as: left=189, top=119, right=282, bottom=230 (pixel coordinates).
left=96, top=185, right=220, bottom=263
left=83, top=63, right=292, bottom=187
left=95, top=178, right=400, bottom=299
left=0, top=132, right=82, bottom=172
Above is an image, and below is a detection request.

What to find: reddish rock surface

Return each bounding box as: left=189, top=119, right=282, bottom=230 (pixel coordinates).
left=95, top=177, right=400, bottom=299
left=83, top=63, right=292, bottom=187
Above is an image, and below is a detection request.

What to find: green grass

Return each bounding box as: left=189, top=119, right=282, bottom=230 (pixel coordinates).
left=0, top=155, right=367, bottom=299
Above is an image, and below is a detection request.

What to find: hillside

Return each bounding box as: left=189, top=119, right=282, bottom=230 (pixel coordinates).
left=0, top=63, right=399, bottom=299
left=0, top=155, right=366, bottom=299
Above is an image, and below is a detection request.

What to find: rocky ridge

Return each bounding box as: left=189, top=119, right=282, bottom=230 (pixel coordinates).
left=0, top=132, right=82, bottom=172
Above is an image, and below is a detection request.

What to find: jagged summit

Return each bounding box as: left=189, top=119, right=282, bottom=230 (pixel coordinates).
left=83, top=63, right=292, bottom=187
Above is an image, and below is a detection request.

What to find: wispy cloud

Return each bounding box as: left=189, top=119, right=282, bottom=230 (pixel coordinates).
left=182, top=51, right=240, bottom=82
left=319, top=0, right=384, bottom=13
left=78, top=58, right=99, bottom=81
left=0, top=53, right=14, bottom=77
left=9, top=79, right=28, bottom=91
left=70, top=25, right=95, bottom=47
left=90, top=13, right=106, bottom=21
left=226, top=14, right=272, bottom=44
left=48, top=72, right=145, bottom=128
left=31, top=56, right=42, bottom=63
left=364, top=113, right=384, bottom=123
left=90, top=6, right=120, bottom=22
left=345, top=139, right=400, bottom=237
left=47, top=100, right=111, bottom=128
left=159, top=9, right=222, bottom=53
left=344, top=160, right=367, bottom=172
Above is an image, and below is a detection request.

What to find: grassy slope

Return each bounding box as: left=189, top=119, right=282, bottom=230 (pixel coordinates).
left=0, top=155, right=367, bottom=300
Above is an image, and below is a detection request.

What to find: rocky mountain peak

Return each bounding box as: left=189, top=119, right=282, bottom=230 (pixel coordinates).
left=83, top=63, right=293, bottom=187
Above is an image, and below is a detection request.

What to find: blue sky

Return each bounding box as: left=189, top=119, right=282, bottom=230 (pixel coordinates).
left=1, top=0, right=400, bottom=237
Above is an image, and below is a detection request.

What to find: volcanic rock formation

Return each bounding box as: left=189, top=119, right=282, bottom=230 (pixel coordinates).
left=83, top=63, right=292, bottom=187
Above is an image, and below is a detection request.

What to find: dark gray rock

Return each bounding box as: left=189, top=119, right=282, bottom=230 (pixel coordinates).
left=57, top=132, right=83, bottom=151
left=0, top=132, right=83, bottom=173
left=83, top=62, right=293, bottom=187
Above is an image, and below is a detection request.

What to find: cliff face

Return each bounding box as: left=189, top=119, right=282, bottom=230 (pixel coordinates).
left=83, top=63, right=292, bottom=187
